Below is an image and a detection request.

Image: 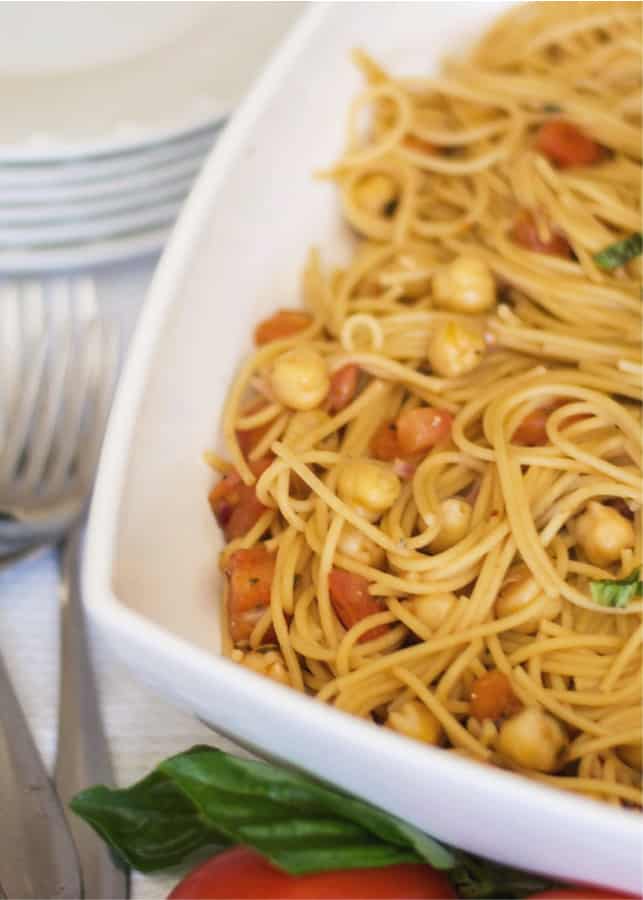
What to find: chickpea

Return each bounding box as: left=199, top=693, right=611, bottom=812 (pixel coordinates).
left=231, top=649, right=291, bottom=687
left=337, top=524, right=385, bottom=567
left=429, top=498, right=472, bottom=552
left=407, top=592, right=457, bottom=631
left=497, top=707, right=567, bottom=773
left=495, top=569, right=561, bottom=634
left=271, top=345, right=329, bottom=411
left=355, top=173, right=398, bottom=216
left=575, top=501, right=635, bottom=568
left=427, top=321, right=485, bottom=378
left=433, top=255, right=496, bottom=314
left=387, top=700, right=442, bottom=746
left=337, top=459, right=401, bottom=517
left=284, top=409, right=331, bottom=447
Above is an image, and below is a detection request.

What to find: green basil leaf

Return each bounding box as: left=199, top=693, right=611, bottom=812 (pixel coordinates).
left=159, top=749, right=455, bottom=874
left=590, top=567, right=642, bottom=609
left=71, top=747, right=451, bottom=875
left=70, top=769, right=227, bottom=871
left=71, top=745, right=554, bottom=897
left=451, top=854, right=557, bottom=899
left=594, top=232, right=642, bottom=270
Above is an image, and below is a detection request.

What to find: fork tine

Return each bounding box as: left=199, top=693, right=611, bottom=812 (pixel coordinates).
left=0, top=282, right=21, bottom=445
left=42, top=328, right=96, bottom=499
left=18, top=288, right=76, bottom=493
left=77, top=319, right=120, bottom=487
left=0, top=333, right=49, bottom=488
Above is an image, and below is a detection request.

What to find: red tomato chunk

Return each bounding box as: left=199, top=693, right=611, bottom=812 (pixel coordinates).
left=224, top=546, right=276, bottom=642
left=254, top=309, right=312, bottom=345
left=328, top=364, right=360, bottom=413
left=209, top=458, right=271, bottom=541
left=512, top=211, right=572, bottom=259
left=535, top=120, right=605, bottom=169
left=396, top=407, right=452, bottom=457
left=328, top=568, right=388, bottom=642
left=371, top=420, right=402, bottom=462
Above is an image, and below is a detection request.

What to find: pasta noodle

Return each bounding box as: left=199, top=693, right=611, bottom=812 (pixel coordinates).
left=208, top=2, right=642, bottom=807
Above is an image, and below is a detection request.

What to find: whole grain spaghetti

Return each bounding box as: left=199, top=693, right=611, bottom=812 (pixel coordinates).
left=207, top=2, right=642, bottom=807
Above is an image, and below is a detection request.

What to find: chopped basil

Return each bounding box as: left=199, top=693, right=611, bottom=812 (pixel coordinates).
left=594, top=233, right=642, bottom=270
left=590, top=567, right=642, bottom=609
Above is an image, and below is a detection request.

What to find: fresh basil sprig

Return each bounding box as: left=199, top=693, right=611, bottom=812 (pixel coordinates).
left=71, top=746, right=555, bottom=898
left=590, top=567, right=642, bottom=609
left=594, top=232, right=642, bottom=270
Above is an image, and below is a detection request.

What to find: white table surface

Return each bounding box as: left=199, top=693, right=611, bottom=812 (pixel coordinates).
left=0, top=254, right=240, bottom=900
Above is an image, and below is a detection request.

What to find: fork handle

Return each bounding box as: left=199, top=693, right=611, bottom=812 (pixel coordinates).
left=54, top=525, right=129, bottom=900
left=0, top=648, right=82, bottom=899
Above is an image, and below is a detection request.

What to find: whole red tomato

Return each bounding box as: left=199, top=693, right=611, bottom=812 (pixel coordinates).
left=167, top=846, right=456, bottom=899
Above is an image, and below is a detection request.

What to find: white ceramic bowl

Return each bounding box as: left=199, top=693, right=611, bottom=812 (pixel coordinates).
left=84, top=2, right=643, bottom=892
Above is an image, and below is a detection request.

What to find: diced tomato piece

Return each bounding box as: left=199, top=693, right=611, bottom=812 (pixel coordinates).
left=511, top=211, right=572, bottom=258
left=470, top=670, right=520, bottom=721
left=404, top=134, right=436, bottom=155
left=535, top=119, right=605, bottom=169
left=370, top=420, right=402, bottom=461
left=328, top=568, right=388, bottom=642
left=225, top=546, right=276, bottom=643
left=512, top=398, right=586, bottom=446
left=254, top=310, right=312, bottom=346
left=512, top=406, right=551, bottom=446
left=209, top=458, right=271, bottom=540
left=328, top=364, right=360, bottom=413
left=396, top=407, right=452, bottom=457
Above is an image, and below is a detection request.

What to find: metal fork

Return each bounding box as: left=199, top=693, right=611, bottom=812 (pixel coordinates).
left=0, top=278, right=126, bottom=898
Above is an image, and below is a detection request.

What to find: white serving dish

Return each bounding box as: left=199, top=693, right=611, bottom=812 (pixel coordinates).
left=84, top=2, right=643, bottom=893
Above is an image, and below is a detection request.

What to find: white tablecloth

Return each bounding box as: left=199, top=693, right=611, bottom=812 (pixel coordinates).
left=0, top=256, right=237, bottom=900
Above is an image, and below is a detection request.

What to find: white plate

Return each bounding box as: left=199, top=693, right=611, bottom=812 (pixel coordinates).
left=0, top=175, right=195, bottom=225
left=0, top=197, right=184, bottom=248
left=0, top=2, right=208, bottom=76
left=0, top=2, right=304, bottom=161
left=0, top=126, right=219, bottom=189
left=0, top=153, right=204, bottom=206
left=0, top=225, right=169, bottom=274
left=84, top=2, right=643, bottom=894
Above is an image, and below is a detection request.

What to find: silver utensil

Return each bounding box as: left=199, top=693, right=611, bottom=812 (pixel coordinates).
left=0, top=647, right=82, bottom=900
left=0, top=277, right=127, bottom=898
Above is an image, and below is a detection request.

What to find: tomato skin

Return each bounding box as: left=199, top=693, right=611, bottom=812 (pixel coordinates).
left=529, top=890, right=636, bottom=899
left=396, top=408, right=453, bottom=457
left=328, top=364, right=360, bottom=413
left=371, top=420, right=402, bottom=461
left=224, top=546, right=276, bottom=642
left=209, top=458, right=271, bottom=541
left=328, top=568, right=388, bottom=642
left=512, top=211, right=572, bottom=259
left=254, top=309, right=312, bottom=345
left=469, top=670, right=519, bottom=722
left=535, top=120, right=604, bottom=169
left=168, top=847, right=455, bottom=899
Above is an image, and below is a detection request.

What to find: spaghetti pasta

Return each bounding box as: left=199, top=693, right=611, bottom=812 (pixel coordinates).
left=208, top=2, right=642, bottom=807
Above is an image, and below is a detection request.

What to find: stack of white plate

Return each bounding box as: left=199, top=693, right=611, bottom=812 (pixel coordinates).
left=0, top=2, right=303, bottom=273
